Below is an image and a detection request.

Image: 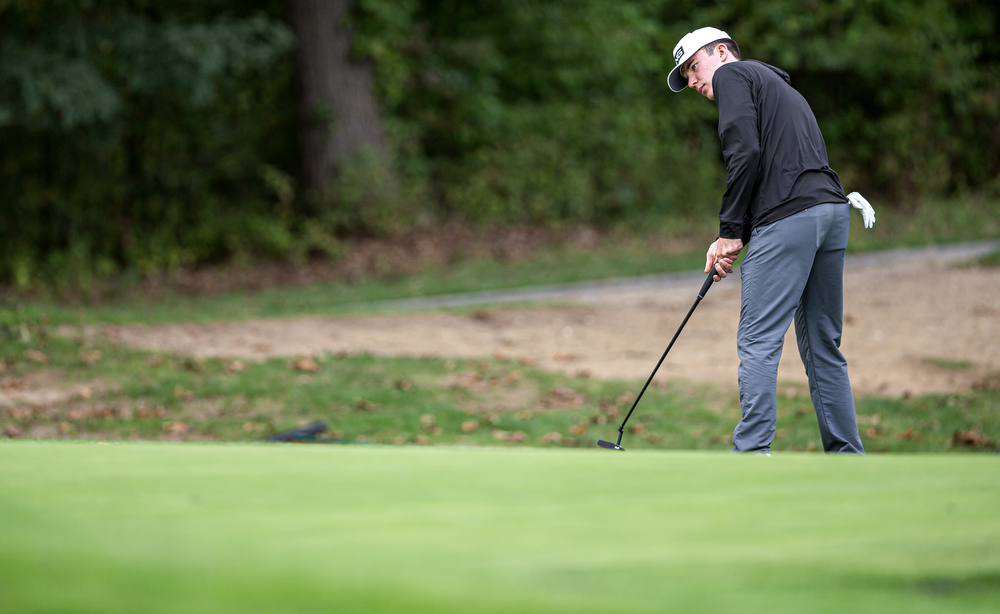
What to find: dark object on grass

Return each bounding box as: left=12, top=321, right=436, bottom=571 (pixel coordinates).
left=951, top=428, right=992, bottom=448
left=598, top=269, right=720, bottom=452
left=264, top=421, right=329, bottom=443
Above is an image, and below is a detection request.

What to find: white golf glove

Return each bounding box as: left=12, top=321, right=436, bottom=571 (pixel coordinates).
left=847, top=192, right=876, bottom=228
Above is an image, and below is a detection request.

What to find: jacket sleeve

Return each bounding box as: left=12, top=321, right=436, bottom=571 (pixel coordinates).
left=714, top=67, right=760, bottom=240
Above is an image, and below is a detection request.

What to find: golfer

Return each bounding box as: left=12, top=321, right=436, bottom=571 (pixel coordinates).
left=668, top=27, right=873, bottom=454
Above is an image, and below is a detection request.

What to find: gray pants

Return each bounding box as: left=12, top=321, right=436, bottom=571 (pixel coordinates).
left=732, top=202, right=864, bottom=454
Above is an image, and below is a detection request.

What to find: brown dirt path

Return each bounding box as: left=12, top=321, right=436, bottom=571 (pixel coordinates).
left=97, top=253, right=1000, bottom=399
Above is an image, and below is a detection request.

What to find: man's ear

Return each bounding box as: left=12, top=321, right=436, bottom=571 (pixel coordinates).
left=717, top=44, right=728, bottom=61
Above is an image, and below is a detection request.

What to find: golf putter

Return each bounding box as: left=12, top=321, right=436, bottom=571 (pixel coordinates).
left=598, top=268, right=721, bottom=451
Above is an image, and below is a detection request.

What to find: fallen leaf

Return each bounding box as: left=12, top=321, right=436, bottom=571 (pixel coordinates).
left=508, top=431, right=527, bottom=443
left=481, top=412, right=499, bottom=424
left=163, top=421, right=188, bottom=435
left=518, top=356, right=537, bottom=367
left=502, top=370, right=523, bottom=385
left=461, top=420, right=480, bottom=433
left=541, top=386, right=585, bottom=409
left=569, top=424, right=589, bottom=436
left=92, top=406, right=117, bottom=419
left=491, top=429, right=509, bottom=440
left=458, top=373, right=481, bottom=387
left=147, top=355, right=164, bottom=366
left=598, top=400, right=622, bottom=420
left=79, top=349, right=103, bottom=365
left=79, top=387, right=92, bottom=399
left=24, top=349, right=47, bottom=364
left=628, top=424, right=646, bottom=434
left=173, top=385, right=194, bottom=401
left=553, top=352, right=576, bottom=362
left=396, top=379, right=414, bottom=391
left=540, top=432, right=562, bottom=444
left=138, top=406, right=166, bottom=419
left=291, top=358, right=319, bottom=372
left=420, top=414, right=437, bottom=426
left=900, top=428, right=914, bottom=440
left=355, top=400, right=378, bottom=412
left=225, top=360, right=246, bottom=374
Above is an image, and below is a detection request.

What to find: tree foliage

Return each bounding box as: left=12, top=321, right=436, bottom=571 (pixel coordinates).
left=2, top=0, right=998, bottom=288
left=0, top=0, right=297, bottom=289
left=353, top=0, right=1000, bottom=222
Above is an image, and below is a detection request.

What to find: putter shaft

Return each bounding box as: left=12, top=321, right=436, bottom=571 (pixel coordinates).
left=614, top=269, right=719, bottom=446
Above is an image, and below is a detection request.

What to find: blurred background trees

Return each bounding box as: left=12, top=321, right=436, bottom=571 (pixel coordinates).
left=2, top=0, right=998, bottom=289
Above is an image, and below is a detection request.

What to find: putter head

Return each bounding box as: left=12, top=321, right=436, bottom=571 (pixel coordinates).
left=597, top=439, right=625, bottom=451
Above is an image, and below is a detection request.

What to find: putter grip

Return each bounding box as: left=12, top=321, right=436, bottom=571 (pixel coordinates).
left=699, top=269, right=717, bottom=298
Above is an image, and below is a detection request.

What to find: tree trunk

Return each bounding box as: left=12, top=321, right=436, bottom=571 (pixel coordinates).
left=287, top=0, right=389, bottom=197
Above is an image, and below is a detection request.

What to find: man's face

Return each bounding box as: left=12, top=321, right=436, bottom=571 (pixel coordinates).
left=682, top=47, right=724, bottom=100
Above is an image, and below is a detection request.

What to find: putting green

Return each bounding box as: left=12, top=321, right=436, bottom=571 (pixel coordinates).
left=1, top=442, right=998, bottom=613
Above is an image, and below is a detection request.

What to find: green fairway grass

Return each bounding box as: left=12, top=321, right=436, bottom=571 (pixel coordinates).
left=1, top=442, right=998, bottom=613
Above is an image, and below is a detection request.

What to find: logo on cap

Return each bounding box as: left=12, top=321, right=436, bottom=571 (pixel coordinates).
left=674, top=46, right=684, bottom=65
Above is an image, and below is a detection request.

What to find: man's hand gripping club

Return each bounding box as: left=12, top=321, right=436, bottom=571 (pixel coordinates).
left=705, top=237, right=743, bottom=281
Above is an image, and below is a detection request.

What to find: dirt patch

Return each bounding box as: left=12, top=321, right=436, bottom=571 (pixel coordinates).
left=0, top=372, right=111, bottom=409
left=98, top=259, right=1000, bottom=398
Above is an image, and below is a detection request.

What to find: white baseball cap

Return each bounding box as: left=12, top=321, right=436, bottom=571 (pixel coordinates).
left=667, top=26, right=732, bottom=92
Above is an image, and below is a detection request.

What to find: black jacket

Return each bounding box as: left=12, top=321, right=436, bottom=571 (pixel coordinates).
left=712, top=60, right=847, bottom=242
